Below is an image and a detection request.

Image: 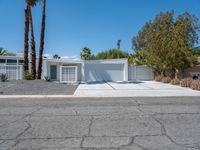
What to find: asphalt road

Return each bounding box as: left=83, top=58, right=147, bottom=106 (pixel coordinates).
left=0, top=97, right=200, bottom=150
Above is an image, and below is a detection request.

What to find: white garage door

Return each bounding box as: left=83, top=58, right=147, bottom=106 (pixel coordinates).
left=85, top=63, right=124, bottom=82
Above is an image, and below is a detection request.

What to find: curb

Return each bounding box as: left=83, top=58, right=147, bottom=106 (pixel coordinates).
left=0, top=95, right=74, bottom=98
left=0, top=95, right=200, bottom=99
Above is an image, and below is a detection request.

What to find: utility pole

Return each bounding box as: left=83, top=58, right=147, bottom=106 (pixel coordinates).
left=117, top=40, right=121, bottom=49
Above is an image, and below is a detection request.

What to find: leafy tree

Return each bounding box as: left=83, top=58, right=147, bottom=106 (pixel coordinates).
left=4, top=52, right=16, bottom=56
left=132, top=11, right=200, bottom=77
left=128, top=50, right=147, bottom=66
left=53, top=54, right=61, bottom=59
left=192, top=47, right=200, bottom=56
left=94, top=49, right=129, bottom=60
left=37, top=0, right=46, bottom=79
left=0, top=48, right=7, bottom=56
left=0, top=48, right=16, bottom=56
left=80, top=47, right=92, bottom=60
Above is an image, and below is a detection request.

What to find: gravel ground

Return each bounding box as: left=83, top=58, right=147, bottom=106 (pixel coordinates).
left=0, top=80, right=78, bottom=95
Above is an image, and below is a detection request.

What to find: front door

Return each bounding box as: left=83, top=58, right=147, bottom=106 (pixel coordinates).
left=50, top=65, right=57, bottom=80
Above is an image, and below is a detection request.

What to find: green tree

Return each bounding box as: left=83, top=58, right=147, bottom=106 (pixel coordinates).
left=53, top=54, right=61, bottom=59
left=94, top=49, right=129, bottom=60
left=193, top=47, right=200, bottom=56
left=80, top=47, right=92, bottom=60
left=128, top=50, right=147, bottom=66
left=0, top=48, right=7, bottom=56
left=132, top=11, right=200, bottom=77
left=4, top=52, right=16, bottom=56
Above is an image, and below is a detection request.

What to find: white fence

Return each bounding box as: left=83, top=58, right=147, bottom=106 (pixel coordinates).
left=0, top=65, right=23, bottom=80
left=128, top=66, right=154, bottom=81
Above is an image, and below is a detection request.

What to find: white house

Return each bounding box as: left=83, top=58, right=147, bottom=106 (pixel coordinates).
left=43, top=58, right=128, bottom=83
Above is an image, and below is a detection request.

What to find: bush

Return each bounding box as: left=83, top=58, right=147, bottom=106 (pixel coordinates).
left=155, top=75, right=163, bottom=81
left=0, top=73, right=8, bottom=82
left=24, top=71, right=34, bottom=80
left=171, top=78, right=180, bottom=85
left=162, top=77, right=171, bottom=83
left=44, top=76, right=51, bottom=82
left=180, top=78, right=192, bottom=87
left=190, top=80, right=200, bottom=91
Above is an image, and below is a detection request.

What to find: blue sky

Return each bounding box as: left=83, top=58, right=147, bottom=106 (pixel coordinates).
left=0, top=0, right=199, bottom=57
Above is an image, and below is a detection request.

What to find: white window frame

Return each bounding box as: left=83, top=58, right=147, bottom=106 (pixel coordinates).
left=60, top=66, right=78, bottom=83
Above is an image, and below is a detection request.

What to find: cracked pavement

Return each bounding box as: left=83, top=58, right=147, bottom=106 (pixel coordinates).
left=0, top=97, right=200, bottom=150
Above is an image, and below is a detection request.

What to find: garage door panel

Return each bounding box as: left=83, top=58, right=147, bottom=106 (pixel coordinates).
left=85, top=64, right=124, bottom=82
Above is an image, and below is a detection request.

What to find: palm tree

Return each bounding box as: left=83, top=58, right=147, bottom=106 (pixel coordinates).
left=24, top=0, right=38, bottom=76
left=80, top=47, right=91, bottom=60
left=53, top=54, right=61, bottom=59
left=0, top=48, right=7, bottom=56
left=24, top=2, right=30, bottom=72
left=37, top=0, right=46, bottom=79
left=29, top=7, right=37, bottom=79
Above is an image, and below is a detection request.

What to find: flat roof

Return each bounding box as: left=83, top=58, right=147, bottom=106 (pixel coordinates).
left=0, top=56, right=24, bottom=60
left=85, top=58, right=128, bottom=64
left=46, top=58, right=128, bottom=64
left=45, top=58, right=83, bottom=63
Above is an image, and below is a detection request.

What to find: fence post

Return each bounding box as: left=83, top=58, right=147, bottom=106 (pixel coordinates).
left=135, top=66, right=137, bottom=80
left=20, top=66, right=22, bottom=80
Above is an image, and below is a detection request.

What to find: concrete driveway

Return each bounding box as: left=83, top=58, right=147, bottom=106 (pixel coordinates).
left=74, top=81, right=200, bottom=97
left=0, top=97, right=200, bottom=150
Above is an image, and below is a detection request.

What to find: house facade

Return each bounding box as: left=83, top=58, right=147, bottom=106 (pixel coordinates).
left=43, top=58, right=128, bottom=83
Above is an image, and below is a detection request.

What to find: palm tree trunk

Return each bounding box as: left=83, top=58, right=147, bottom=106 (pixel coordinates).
left=24, top=4, right=30, bottom=72
left=37, top=0, right=46, bottom=79
left=29, top=7, right=36, bottom=79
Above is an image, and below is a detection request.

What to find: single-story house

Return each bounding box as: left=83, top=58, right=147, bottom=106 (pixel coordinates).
left=0, top=55, right=128, bottom=83
left=43, top=58, right=128, bottom=83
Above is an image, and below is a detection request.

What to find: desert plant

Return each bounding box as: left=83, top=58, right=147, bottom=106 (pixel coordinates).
left=44, top=76, right=51, bottom=82
left=24, top=71, right=34, bottom=80
left=0, top=74, right=8, bottom=82
left=171, top=78, right=180, bottom=85
left=155, top=75, right=163, bottom=81
left=190, top=80, right=200, bottom=91
left=162, top=77, right=172, bottom=83
left=180, top=78, right=193, bottom=87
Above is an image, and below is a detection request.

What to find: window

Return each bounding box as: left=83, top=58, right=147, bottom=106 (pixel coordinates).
left=19, top=60, right=24, bottom=64
left=0, top=59, right=6, bottom=63
left=7, top=59, right=17, bottom=64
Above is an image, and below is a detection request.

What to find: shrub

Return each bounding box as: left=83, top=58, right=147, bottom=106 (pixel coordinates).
left=171, top=78, right=180, bottom=85
left=162, top=77, right=171, bottom=83
left=24, top=71, right=34, bottom=80
left=155, top=75, right=163, bottom=81
left=0, top=73, right=8, bottom=82
left=190, top=80, right=200, bottom=91
left=44, top=76, right=51, bottom=82
left=180, top=78, right=193, bottom=87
